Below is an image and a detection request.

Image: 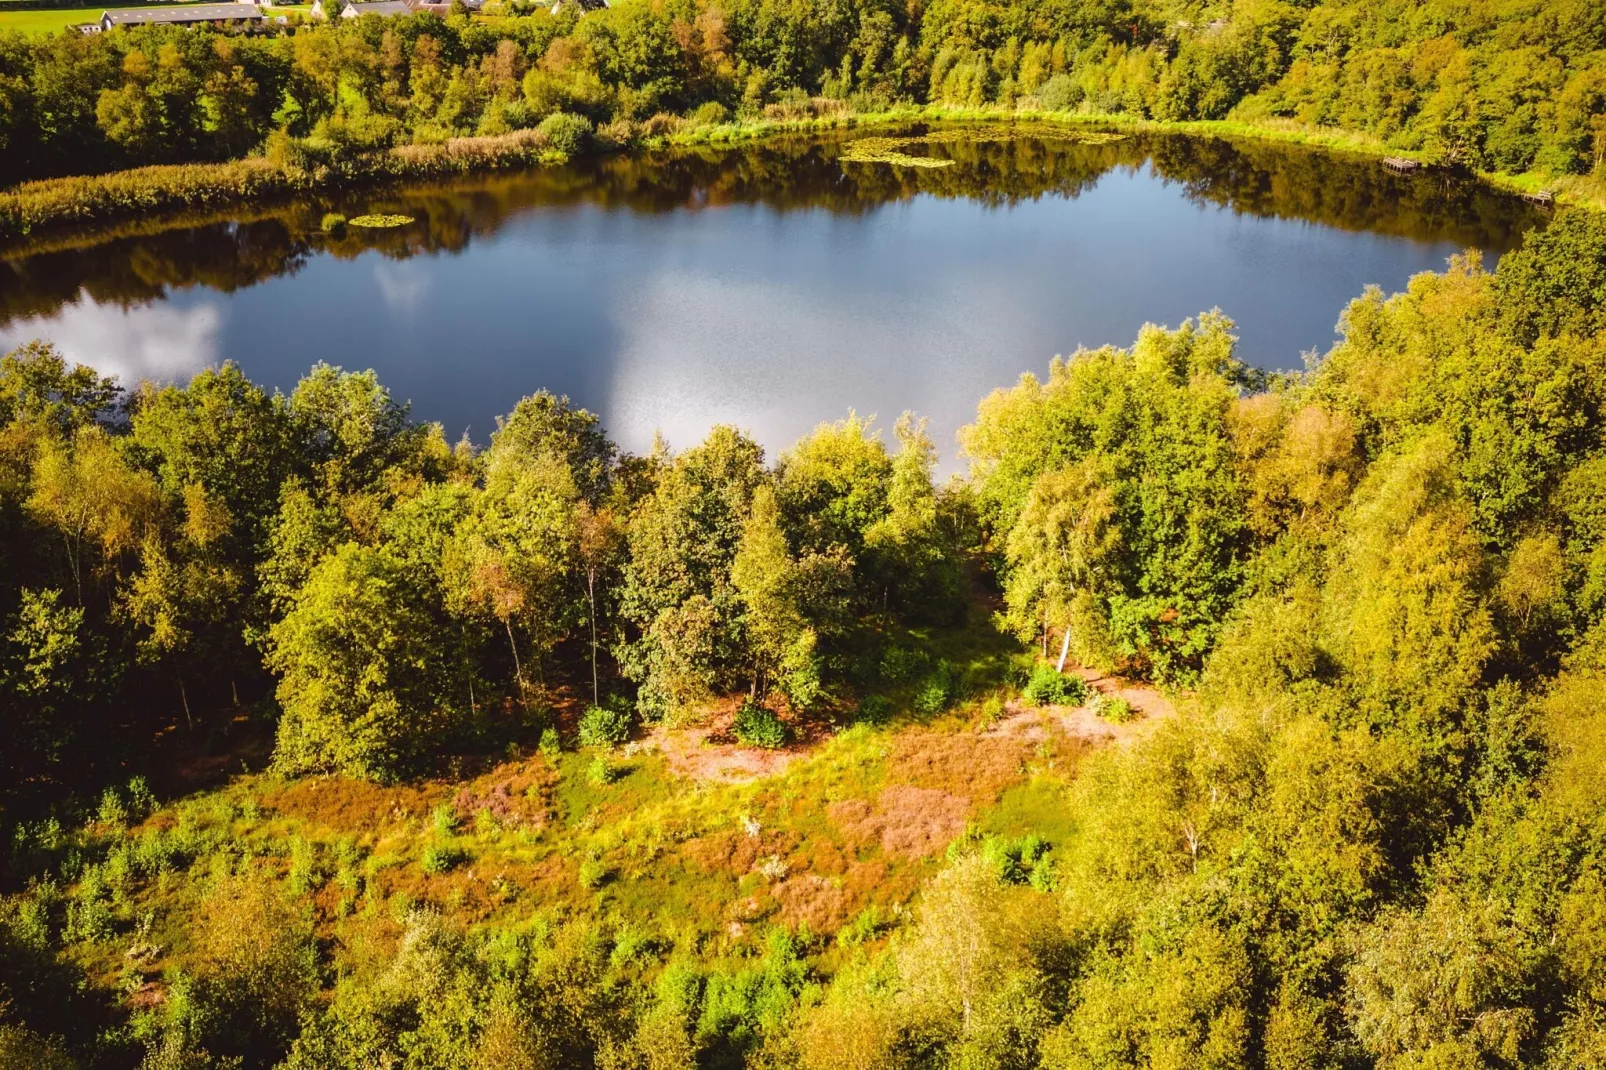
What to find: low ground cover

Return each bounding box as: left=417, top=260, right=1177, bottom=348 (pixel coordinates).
left=26, top=605, right=1158, bottom=1048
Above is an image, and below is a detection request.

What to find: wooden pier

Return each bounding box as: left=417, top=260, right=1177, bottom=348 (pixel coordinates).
left=1382, top=157, right=1421, bottom=174
left=1523, top=190, right=1556, bottom=208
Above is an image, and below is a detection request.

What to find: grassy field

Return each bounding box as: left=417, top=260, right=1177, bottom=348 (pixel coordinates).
left=0, top=5, right=104, bottom=33
left=0, top=1, right=216, bottom=34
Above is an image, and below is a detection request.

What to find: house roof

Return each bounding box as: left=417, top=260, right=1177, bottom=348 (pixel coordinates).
left=100, top=3, right=264, bottom=24
left=101, top=3, right=264, bottom=24
left=343, top=0, right=412, bottom=14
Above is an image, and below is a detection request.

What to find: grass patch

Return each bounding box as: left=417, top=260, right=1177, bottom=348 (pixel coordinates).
left=980, top=776, right=1081, bottom=845
left=0, top=6, right=102, bottom=32
left=0, top=2, right=215, bottom=34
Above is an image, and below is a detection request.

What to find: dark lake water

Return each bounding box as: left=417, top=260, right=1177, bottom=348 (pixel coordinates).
left=0, top=127, right=1540, bottom=464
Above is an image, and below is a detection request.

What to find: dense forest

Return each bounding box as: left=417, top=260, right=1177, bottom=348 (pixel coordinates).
left=4, top=163, right=1606, bottom=1065
left=2, top=0, right=1606, bottom=187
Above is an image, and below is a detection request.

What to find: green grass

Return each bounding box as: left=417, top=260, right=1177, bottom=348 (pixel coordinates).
left=0, top=6, right=103, bottom=33
left=0, top=2, right=210, bottom=34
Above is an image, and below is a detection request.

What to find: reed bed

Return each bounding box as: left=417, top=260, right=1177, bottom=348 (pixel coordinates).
left=0, top=128, right=567, bottom=244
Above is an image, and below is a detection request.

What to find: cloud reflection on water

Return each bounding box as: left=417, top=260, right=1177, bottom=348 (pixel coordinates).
left=0, top=293, right=225, bottom=387
left=373, top=261, right=432, bottom=316
left=602, top=262, right=1049, bottom=465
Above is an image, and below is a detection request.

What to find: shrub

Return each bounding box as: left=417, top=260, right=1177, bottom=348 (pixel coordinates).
left=97, top=787, right=128, bottom=829
left=913, top=660, right=957, bottom=715
left=578, top=704, right=632, bottom=749
left=979, top=693, right=1007, bottom=728
left=431, top=804, right=457, bottom=838
left=1090, top=693, right=1136, bottom=724
left=1036, top=73, right=1082, bottom=111
left=578, top=857, right=610, bottom=890
left=126, top=777, right=156, bottom=817
left=1024, top=666, right=1087, bottom=707
left=586, top=755, right=620, bottom=785
left=982, top=834, right=1053, bottom=887
left=287, top=836, right=324, bottom=895
left=538, top=112, right=593, bottom=156
left=734, top=700, right=786, bottom=749
left=690, top=101, right=732, bottom=126
left=880, top=645, right=928, bottom=684
left=539, top=726, right=562, bottom=762
left=836, top=905, right=884, bottom=947
left=421, top=843, right=468, bottom=874
left=857, top=694, right=892, bottom=726
left=320, top=212, right=346, bottom=232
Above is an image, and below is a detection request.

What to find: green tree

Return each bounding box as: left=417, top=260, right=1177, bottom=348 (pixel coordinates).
left=267, top=542, right=462, bottom=780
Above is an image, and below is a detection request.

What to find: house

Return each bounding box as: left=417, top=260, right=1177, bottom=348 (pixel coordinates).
left=313, top=0, right=480, bottom=16
left=339, top=0, right=412, bottom=15
left=547, top=0, right=605, bottom=13
left=99, top=2, right=264, bottom=28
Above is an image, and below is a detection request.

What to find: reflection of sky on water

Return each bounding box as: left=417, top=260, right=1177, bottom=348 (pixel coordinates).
left=2, top=163, right=1463, bottom=469
left=0, top=295, right=225, bottom=387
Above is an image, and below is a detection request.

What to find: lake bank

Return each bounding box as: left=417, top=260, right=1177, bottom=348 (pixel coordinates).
left=0, top=103, right=1589, bottom=253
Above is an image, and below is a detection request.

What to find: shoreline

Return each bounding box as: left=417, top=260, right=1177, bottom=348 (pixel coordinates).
left=1, top=105, right=1590, bottom=253
left=668, top=104, right=1599, bottom=207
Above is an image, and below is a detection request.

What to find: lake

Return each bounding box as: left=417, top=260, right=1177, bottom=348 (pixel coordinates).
left=0, top=127, right=1541, bottom=465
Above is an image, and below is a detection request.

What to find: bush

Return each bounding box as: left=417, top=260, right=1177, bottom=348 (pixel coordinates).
left=690, top=101, right=732, bottom=126
left=538, top=112, right=593, bottom=156
left=1036, top=73, right=1082, bottom=111
left=126, top=777, right=156, bottom=817
left=857, top=694, right=892, bottom=727
left=586, top=755, right=620, bottom=785
left=981, top=834, right=1054, bottom=888
left=979, top=693, right=1007, bottom=727
left=578, top=704, right=632, bottom=749
left=836, top=905, right=885, bottom=947
left=1090, top=692, right=1136, bottom=724
left=880, top=645, right=928, bottom=684
left=1024, top=666, right=1087, bottom=707
left=734, top=700, right=787, bottom=749
left=913, top=660, right=957, bottom=715
left=320, top=212, right=346, bottom=232
left=539, top=726, right=562, bottom=762
left=578, top=857, right=610, bottom=890
left=97, top=787, right=128, bottom=829
left=421, top=843, right=468, bottom=874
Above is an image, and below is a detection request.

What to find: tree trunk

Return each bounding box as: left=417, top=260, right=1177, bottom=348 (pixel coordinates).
left=587, top=567, right=600, bottom=708
left=178, top=676, right=194, bottom=733
left=1055, top=624, right=1072, bottom=674
left=504, top=618, right=525, bottom=697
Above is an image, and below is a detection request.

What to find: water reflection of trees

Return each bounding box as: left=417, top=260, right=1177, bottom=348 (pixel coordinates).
left=0, top=130, right=1540, bottom=327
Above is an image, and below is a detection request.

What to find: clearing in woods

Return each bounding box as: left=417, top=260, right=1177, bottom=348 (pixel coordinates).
left=63, top=598, right=1179, bottom=1005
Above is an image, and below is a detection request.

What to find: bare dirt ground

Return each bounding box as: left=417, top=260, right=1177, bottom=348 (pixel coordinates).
left=982, top=667, right=1179, bottom=746
left=646, top=667, right=1180, bottom=786
left=643, top=695, right=833, bottom=783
